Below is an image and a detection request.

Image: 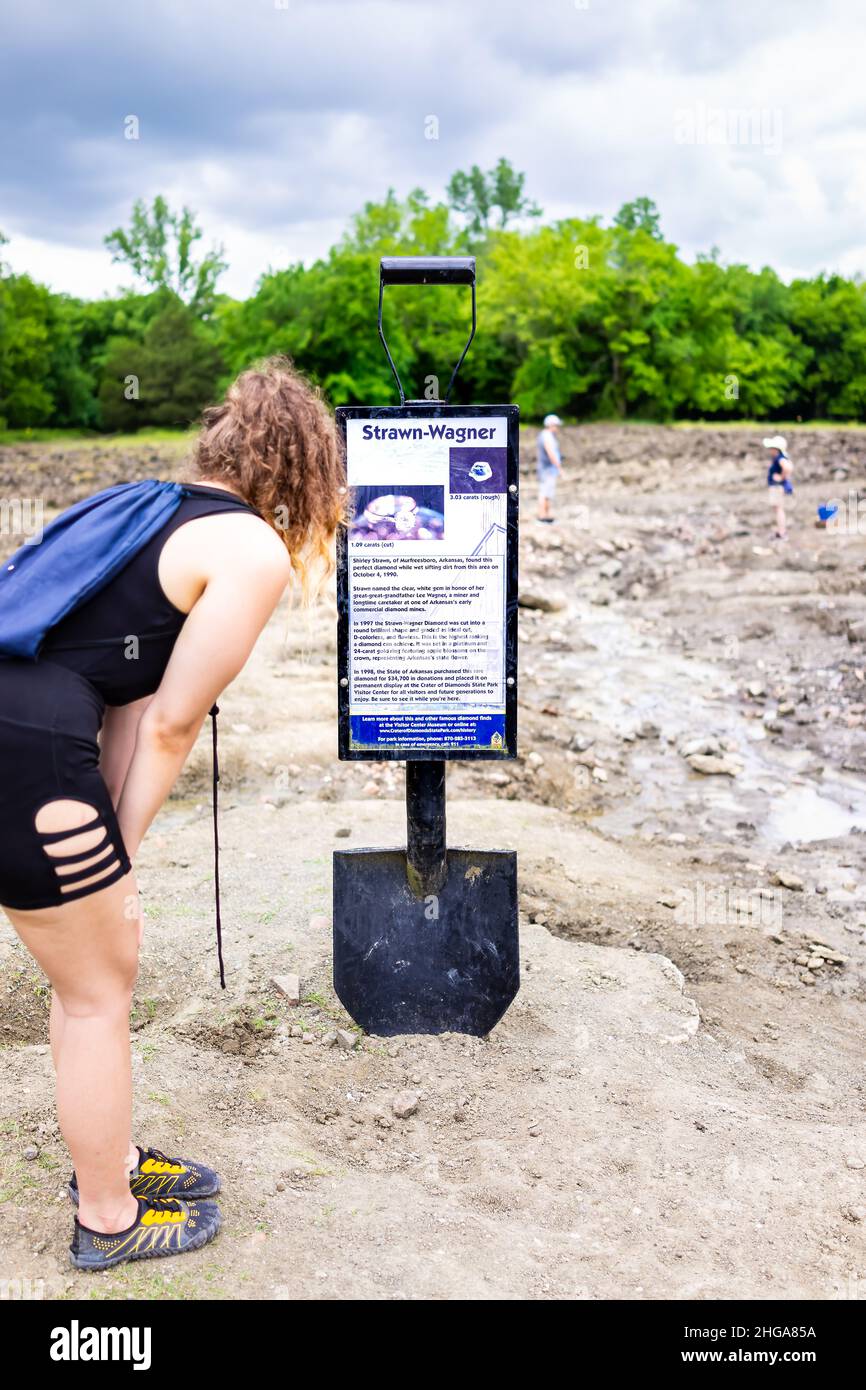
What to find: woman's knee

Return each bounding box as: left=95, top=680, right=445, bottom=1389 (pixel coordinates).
left=56, top=970, right=137, bottom=1021
left=7, top=868, right=140, bottom=1018
left=54, top=927, right=140, bottom=1017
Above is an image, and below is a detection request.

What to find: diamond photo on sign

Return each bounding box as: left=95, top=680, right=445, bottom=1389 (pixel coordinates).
left=449, top=446, right=507, bottom=493
left=348, top=485, right=445, bottom=541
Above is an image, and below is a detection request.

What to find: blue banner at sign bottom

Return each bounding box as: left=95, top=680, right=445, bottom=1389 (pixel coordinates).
left=350, top=713, right=506, bottom=750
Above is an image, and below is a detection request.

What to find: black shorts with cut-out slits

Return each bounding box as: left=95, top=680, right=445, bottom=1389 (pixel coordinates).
left=0, top=659, right=131, bottom=910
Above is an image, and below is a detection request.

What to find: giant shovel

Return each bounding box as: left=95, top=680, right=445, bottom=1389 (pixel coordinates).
left=333, top=762, right=518, bottom=1036
left=332, top=256, right=519, bottom=1037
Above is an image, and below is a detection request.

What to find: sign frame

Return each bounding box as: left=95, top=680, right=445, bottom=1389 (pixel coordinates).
left=335, top=401, right=519, bottom=763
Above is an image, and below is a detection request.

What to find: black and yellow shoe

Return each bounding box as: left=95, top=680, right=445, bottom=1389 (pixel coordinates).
left=70, top=1196, right=221, bottom=1271
left=68, top=1146, right=221, bottom=1205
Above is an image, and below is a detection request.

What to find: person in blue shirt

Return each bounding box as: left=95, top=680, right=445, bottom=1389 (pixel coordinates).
left=763, top=434, right=793, bottom=540
left=536, top=413, right=564, bottom=523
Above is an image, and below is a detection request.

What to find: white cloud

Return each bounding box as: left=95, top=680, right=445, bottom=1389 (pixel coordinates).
left=3, top=234, right=127, bottom=299
left=1, top=0, right=864, bottom=297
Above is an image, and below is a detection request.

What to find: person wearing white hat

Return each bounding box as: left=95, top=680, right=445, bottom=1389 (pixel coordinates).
left=536, top=413, right=564, bottom=523
left=763, top=434, right=793, bottom=540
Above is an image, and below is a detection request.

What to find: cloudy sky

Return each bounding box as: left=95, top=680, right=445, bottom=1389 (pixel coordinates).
left=2, top=0, right=865, bottom=300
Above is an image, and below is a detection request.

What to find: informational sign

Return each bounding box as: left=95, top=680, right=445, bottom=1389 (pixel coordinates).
left=336, top=404, right=518, bottom=761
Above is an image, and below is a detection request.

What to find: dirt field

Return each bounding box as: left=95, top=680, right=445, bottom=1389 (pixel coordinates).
left=1, top=425, right=865, bottom=1301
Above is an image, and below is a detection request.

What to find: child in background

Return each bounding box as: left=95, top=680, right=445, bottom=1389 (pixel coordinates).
left=763, top=434, right=793, bottom=540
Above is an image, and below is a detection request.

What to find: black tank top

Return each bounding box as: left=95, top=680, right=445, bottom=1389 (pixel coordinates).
left=39, top=483, right=261, bottom=705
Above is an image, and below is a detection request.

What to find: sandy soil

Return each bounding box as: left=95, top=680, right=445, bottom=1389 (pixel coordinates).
left=1, top=425, right=865, bottom=1301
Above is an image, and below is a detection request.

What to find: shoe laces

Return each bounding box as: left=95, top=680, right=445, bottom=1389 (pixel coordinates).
left=141, top=1146, right=172, bottom=1165
left=142, top=1197, right=184, bottom=1214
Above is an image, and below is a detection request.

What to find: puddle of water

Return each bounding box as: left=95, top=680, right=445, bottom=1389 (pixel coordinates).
left=557, top=602, right=866, bottom=850
left=765, top=784, right=866, bottom=845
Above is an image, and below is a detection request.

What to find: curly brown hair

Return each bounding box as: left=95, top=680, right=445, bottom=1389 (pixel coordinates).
left=189, top=356, right=345, bottom=598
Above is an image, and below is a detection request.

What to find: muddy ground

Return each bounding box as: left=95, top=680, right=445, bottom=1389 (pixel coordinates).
left=1, top=425, right=865, bottom=1301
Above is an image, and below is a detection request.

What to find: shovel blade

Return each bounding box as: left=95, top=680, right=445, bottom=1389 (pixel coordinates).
left=333, top=846, right=518, bottom=1036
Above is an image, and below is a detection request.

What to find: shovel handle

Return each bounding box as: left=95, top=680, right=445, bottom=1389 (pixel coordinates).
left=380, top=256, right=475, bottom=286
left=378, top=256, right=477, bottom=404
left=406, top=761, right=447, bottom=897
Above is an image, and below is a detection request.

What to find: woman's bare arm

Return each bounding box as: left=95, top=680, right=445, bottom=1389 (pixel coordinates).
left=116, top=532, right=291, bottom=859
left=99, top=697, right=153, bottom=806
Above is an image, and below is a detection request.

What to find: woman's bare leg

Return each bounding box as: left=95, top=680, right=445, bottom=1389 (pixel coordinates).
left=49, top=986, right=63, bottom=1069
left=49, top=989, right=138, bottom=1174
left=5, top=799, right=141, bottom=1233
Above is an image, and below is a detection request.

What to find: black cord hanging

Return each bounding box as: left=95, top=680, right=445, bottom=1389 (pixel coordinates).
left=209, top=703, right=226, bottom=989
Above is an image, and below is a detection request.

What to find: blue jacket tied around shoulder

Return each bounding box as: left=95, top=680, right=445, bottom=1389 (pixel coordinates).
left=0, top=480, right=185, bottom=659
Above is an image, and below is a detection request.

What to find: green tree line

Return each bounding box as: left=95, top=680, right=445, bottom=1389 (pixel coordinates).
left=1, top=164, right=865, bottom=431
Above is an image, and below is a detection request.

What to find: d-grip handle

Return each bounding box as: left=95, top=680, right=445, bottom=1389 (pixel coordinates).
left=377, top=256, right=477, bottom=403
left=380, top=256, right=475, bottom=286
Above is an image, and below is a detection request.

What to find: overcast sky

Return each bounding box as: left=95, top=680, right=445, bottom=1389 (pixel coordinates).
left=2, top=0, right=864, bottom=300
